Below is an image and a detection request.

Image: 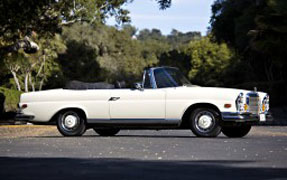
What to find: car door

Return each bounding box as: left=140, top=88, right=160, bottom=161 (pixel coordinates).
left=109, top=88, right=166, bottom=120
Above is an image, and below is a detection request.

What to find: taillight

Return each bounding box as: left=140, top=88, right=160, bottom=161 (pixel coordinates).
left=21, top=104, right=28, bottom=109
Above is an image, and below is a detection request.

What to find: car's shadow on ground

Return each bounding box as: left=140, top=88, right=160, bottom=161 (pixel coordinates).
left=30, top=134, right=231, bottom=139
left=32, top=135, right=194, bottom=139
left=0, top=157, right=286, bottom=180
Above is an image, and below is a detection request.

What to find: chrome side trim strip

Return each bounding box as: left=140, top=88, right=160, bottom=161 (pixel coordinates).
left=87, top=118, right=180, bottom=124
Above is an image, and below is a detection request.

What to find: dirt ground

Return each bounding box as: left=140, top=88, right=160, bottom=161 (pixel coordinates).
left=0, top=125, right=58, bottom=138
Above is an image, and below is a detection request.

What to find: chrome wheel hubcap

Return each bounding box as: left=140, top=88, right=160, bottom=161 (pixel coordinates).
left=195, top=111, right=215, bottom=133
left=64, top=115, right=78, bottom=129
left=197, top=115, right=213, bottom=129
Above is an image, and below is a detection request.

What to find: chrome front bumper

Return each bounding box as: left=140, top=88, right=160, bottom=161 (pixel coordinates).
left=221, top=112, right=272, bottom=122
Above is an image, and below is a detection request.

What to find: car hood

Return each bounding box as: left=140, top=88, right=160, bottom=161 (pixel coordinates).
left=174, top=86, right=266, bottom=102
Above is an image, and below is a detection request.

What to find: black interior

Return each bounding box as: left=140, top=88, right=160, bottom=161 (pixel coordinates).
left=65, top=80, right=127, bottom=90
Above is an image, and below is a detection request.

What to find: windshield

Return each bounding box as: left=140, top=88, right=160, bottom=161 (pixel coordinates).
left=154, top=67, right=191, bottom=88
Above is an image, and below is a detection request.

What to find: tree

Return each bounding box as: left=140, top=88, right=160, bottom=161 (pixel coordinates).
left=159, top=49, right=191, bottom=76
left=121, top=24, right=138, bottom=37
left=137, top=28, right=203, bottom=77
left=185, top=36, right=234, bottom=86
left=137, top=29, right=166, bottom=42
left=58, top=23, right=106, bottom=83
left=31, top=35, right=66, bottom=91
left=0, top=0, right=173, bottom=57
left=0, top=0, right=174, bottom=90
left=0, top=0, right=133, bottom=56
left=58, top=23, right=159, bottom=85
left=3, top=35, right=66, bottom=92
left=210, top=0, right=264, bottom=52
left=167, top=29, right=201, bottom=48
left=210, top=0, right=287, bottom=83
left=0, top=0, right=136, bottom=90
left=247, top=0, right=287, bottom=81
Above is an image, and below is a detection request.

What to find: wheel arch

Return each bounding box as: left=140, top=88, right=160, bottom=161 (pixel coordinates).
left=49, top=107, right=87, bottom=123
left=180, top=103, right=222, bottom=128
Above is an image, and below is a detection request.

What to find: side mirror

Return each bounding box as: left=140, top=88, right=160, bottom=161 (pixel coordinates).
left=133, top=82, right=143, bottom=91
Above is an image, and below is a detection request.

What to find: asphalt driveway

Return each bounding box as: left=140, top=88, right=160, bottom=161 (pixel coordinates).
left=0, top=126, right=287, bottom=180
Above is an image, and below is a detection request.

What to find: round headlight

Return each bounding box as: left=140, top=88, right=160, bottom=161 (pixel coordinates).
left=236, top=93, right=245, bottom=112
left=262, top=95, right=269, bottom=112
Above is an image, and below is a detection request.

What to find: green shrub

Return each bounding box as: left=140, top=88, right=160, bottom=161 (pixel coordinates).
left=0, top=87, right=22, bottom=112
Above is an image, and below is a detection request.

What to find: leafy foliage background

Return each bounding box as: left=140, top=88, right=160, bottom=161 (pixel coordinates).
left=1, top=0, right=287, bottom=113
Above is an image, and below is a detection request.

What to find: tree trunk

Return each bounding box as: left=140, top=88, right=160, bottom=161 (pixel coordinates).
left=11, top=71, right=21, bottom=91
left=24, top=73, right=29, bottom=92
left=35, top=54, right=47, bottom=91
left=28, top=73, right=35, bottom=92
left=39, top=79, right=44, bottom=91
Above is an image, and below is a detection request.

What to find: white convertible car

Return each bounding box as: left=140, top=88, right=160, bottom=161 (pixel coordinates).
left=16, top=67, right=271, bottom=137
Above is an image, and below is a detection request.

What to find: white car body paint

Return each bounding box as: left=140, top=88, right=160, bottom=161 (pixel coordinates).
left=19, top=86, right=267, bottom=123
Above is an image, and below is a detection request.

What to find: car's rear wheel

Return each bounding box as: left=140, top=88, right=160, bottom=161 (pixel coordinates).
left=93, top=128, right=120, bottom=136
left=222, top=125, right=251, bottom=138
left=57, top=110, right=86, bottom=136
left=190, top=108, right=221, bottom=137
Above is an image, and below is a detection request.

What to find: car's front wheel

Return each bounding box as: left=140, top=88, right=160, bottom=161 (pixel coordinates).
left=222, top=125, right=251, bottom=138
left=190, top=108, right=221, bottom=137
left=57, top=110, right=86, bottom=136
left=93, top=128, right=120, bottom=136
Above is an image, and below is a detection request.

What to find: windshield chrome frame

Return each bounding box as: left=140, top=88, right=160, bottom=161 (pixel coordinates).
left=152, top=67, right=187, bottom=89
left=142, top=68, right=157, bottom=89
left=150, top=68, right=157, bottom=89
left=143, top=67, right=190, bottom=89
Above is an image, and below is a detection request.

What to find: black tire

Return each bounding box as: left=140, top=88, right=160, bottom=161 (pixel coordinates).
left=94, top=128, right=120, bottom=136
left=57, top=110, right=86, bottom=136
left=190, top=108, right=221, bottom=137
left=222, top=125, right=251, bottom=138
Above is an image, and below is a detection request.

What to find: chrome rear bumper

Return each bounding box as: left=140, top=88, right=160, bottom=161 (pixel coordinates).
left=15, top=113, right=34, bottom=122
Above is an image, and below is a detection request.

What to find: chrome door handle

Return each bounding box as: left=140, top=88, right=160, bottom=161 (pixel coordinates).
left=109, top=97, right=120, bottom=101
